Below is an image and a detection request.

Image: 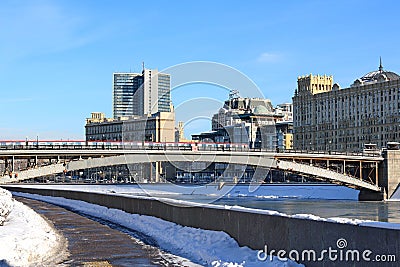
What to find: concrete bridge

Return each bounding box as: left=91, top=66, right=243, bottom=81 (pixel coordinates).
left=0, top=146, right=397, bottom=200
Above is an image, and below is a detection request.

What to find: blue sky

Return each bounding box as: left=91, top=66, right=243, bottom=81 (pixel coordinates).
left=1, top=0, right=400, bottom=140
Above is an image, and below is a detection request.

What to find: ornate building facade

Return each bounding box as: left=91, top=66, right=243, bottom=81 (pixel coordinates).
left=293, top=61, right=400, bottom=152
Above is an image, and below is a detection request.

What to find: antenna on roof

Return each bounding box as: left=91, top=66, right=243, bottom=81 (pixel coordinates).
left=229, top=89, right=241, bottom=100
left=379, top=56, right=383, bottom=72
left=142, top=61, right=145, bottom=72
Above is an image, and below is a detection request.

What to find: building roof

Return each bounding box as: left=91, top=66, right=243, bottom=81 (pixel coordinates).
left=353, top=58, right=400, bottom=86
left=359, top=70, right=400, bottom=82
left=253, top=105, right=270, bottom=114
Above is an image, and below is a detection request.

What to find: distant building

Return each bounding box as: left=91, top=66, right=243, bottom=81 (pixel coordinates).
left=275, top=103, right=293, bottom=122
left=191, top=96, right=293, bottom=151
left=293, top=59, right=400, bottom=151
left=139, top=69, right=171, bottom=115
left=275, top=103, right=293, bottom=150
left=112, top=67, right=171, bottom=119
left=207, top=97, right=284, bottom=149
left=175, top=121, right=189, bottom=142
left=112, top=73, right=143, bottom=118
left=189, top=96, right=295, bottom=183
left=89, top=65, right=173, bottom=183
left=276, top=121, right=293, bottom=150
left=85, top=112, right=175, bottom=143
left=85, top=111, right=175, bottom=182
left=85, top=112, right=124, bottom=141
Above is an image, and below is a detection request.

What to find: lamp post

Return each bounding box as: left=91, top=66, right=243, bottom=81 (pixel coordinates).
left=329, top=140, right=332, bottom=154
left=163, top=165, right=170, bottom=183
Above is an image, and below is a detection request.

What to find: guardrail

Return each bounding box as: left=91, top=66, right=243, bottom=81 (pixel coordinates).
left=0, top=144, right=383, bottom=157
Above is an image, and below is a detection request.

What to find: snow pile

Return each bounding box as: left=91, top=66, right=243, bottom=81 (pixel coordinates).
left=222, top=205, right=400, bottom=230
left=0, top=188, right=13, bottom=225
left=0, top=189, right=66, bottom=266
left=292, top=213, right=400, bottom=230
left=14, top=192, right=303, bottom=267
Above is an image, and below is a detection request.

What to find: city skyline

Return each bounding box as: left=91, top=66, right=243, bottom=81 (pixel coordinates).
left=1, top=0, right=400, bottom=139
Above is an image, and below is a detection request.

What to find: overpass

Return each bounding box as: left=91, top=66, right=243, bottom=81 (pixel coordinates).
left=0, top=146, right=392, bottom=199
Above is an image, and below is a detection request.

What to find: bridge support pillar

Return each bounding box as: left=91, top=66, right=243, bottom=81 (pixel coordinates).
left=4, top=157, right=8, bottom=175
left=4, top=157, right=8, bottom=170
left=358, top=188, right=385, bottom=201
left=343, top=160, right=346, bottom=174
left=378, top=149, right=400, bottom=199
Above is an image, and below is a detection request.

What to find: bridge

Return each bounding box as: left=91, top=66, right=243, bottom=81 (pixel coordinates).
left=0, top=145, right=396, bottom=200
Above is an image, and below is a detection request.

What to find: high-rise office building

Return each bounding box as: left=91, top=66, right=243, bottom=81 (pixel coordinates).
left=112, top=73, right=143, bottom=119
left=112, top=68, right=171, bottom=119
left=139, top=69, right=171, bottom=115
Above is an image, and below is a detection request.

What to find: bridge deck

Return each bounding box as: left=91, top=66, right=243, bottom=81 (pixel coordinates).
left=0, top=149, right=382, bottom=192
left=0, top=149, right=384, bottom=161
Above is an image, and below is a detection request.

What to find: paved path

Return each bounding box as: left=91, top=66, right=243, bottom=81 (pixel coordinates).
left=16, top=197, right=166, bottom=266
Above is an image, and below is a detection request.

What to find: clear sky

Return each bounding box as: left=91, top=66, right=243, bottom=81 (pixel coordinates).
left=1, top=0, right=400, bottom=140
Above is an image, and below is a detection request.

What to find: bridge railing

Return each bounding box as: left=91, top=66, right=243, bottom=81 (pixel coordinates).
left=0, top=144, right=382, bottom=157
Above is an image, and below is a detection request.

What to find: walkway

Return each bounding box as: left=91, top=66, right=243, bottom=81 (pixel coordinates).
left=16, top=197, right=174, bottom=266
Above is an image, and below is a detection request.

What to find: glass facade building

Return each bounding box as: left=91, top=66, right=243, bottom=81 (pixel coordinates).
left=157, top=73, right=171, bottom=112
left=112, top=69, right=171, bottom=119
left=112, top=73, right=143, bottom=119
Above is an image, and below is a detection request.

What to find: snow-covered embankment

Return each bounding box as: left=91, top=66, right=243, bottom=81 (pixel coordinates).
left=0, top=187, right=67, bottom=266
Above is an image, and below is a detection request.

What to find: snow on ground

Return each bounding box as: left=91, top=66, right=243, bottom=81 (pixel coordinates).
left=0, top=188, right=67, bottom=266
left=4, top=183, right=399, bottom=266
left=0, top=188, right=13, bottom=225
left=13, top=192, right=303, bottom=267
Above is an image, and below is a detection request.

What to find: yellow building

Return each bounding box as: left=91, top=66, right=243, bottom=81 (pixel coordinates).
left=86, top=112, right=113, bottom=124
left=297, top=74, right=334, bottom=96
left=285, top=133, right=293, bottom=150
